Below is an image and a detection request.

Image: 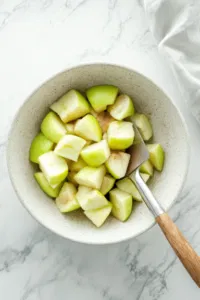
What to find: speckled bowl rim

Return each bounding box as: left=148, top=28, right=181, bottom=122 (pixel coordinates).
left=6, top=62, right=190, bottom=245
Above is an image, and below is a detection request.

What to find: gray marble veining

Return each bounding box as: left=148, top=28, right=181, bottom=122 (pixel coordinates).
left=0, top=0, right=200, bottom=299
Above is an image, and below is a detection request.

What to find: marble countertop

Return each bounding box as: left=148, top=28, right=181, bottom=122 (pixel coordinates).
left=1, top=1, right=200, bottom=299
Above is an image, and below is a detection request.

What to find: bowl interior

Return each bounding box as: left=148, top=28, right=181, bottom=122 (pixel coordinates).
left=7, top=64, right=188, bottom=244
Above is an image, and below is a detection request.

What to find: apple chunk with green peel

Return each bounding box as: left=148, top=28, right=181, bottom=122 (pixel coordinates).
left=132, top=113, right=152, bottom=141
left=91, top=110, right=115, bottom=133
left=54, top=135, right=86, bottom=161
left=70, top=157, right=87, bottom=172
left=140, top=173, right=150, bottom=183
left=109, top=188, right=132, bottom=221
left=116, top=177, right=142, bottom=202
left=41, top=112, right=67, bottom=143
left=51, top=89, right=90, bottom=123
left=29, top=132, right=54, bottom=164
left=108, top=94, right=134, bottom=120
left=74, top=114, right=102, bottom=142
left=100, top=174, right=115, bottom=196
left=84, top=203, right=112, bottom=227
left=147, top=144, right=165, bottom=171
left=76, top=186, right=109, bottom=210
left=74, top=165, right=106, bottom=189
left=81, top=140, right=110, bottom=167
left=39, top=151, right=68, bottom=188
left=107, top=121, right=134, bottom=150
left=105, top=151, right=130, bottom=179
left=55, top=182, right=80, bottom=213
left=139, top=160, right=154, bottom=176
left=34, top=172, right=62, bottom=198
left=86, top=85, right=119, bottom=112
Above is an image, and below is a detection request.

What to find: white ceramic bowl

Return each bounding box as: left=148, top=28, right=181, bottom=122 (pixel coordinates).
left=7, top=63, right=189, bottom=244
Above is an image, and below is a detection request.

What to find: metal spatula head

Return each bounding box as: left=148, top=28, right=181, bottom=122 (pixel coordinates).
left=126, top=122, right=149, bottom=175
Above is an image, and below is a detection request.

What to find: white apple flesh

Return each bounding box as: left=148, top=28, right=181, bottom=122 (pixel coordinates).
left=76, top=186, right=109, bottom=210
left=100, top=174, right=115, bottom=195
left=109, top=188, right=133, bottom=221
left=55, top=182, right=80, bottom=213
left=74, top=114, right=102, bottom=142
left=39, top=151, right=68, bottom=188
left=107, top=121, right=134, bottom=150
left=147, top=144, right=165, bottom=171
left=74, top=165, right=106, bottom=189
left=108, top=94, right=134, bottom=120
left=51, top=89, right=90, bottom=123
left=105, top=151, right=130, bottom=179
left=54, top=134, right=86, bottom=161
left=84, top=203, right=112, bottom=227
left=131, top=113, right=153, bottom=141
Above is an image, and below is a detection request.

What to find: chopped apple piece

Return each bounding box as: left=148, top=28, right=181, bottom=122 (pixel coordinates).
left=91, top=111, right=115, bottom=133
left=147, top=144, right=165, bottom=171
left=67, top=172, right=78, bottom=186
left=74, top=114, right=102, bottom=142
left=84, top=203, right=112, bottom=227
left=76, top=186, right=109, bottom=210
left=100, top=174, right=115, bottom=195
left=81, top=140, right=110, bottom=167
left=34, top=172, right=62, bottom=198
left=70, top=157, right=87, bottom=172
left=116, top=177, right=142, bottom=202
left=51, top=89, right=90, bottom=123
left=139, top=160, right=154, bottom=176
left=54, top=135, right=86, bottom=161
left=105, top=151, right=130, bottom=179
left=86, top=85, right=119, bottom=112
left=108, top=94, right=134, bottom=120
left=107, top=121, right=134, bottom=150
left=41, top=112, right=66, bottom=143
left=29, top=132, right=54, bottom=164
left=132, top=113, right=152, bottom=141
left=39, top=151, right=68, bottom=188
left=55, top=182, right=80, bottom=213
left=109, top=188, right=132, bottom=221
left=74, top=165, right=106, bottom=189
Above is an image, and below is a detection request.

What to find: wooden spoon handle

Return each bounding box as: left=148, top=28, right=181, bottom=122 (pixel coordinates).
left=156, top=213, right=200, bottom=287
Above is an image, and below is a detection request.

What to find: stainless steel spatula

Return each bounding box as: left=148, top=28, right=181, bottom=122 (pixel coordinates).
left=127, top=122, right=200, bottom=287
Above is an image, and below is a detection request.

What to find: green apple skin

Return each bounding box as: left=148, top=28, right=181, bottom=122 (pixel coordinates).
left=34, top=172, right=63, bottom=198
left=39, top=151, right=68, bottom=188
left=54, top=134, right=86, bottom=162
left=86, top=85, right=119, bottom=112
left=131, top=113, right=153, bottom=141
left=55, top=182, right=80, bottom=213
left=41, top=112, right=67, bottom=143
left=74, top=114, right=102, bottom=142
left=107, top=94, right=134, bottom=120
left=139, top=160, right=154, bottom=176
left=109, top=188, right=133, bottom=221
left=51, top=89, right=90, bottom=123
left=74, top=165, right=106, bottom=189
left=76, top=185, right=109, bottom=210
left=100, top=174, right=115, bottom=195
left=29, top=132, right=54, bottom=164
left=70, top=157, right=87, bottom=172
left=105, top=151, right=131, bottom=179
left=81, top=140, right=110, bottom=167
left=116, top=177, right=142, bottom=202
left=91, top=110, right=115, bottom=133
left=84, top=203, right=112, bottom=227
left=147, top=144, right=165, bottom=171
left=107, top=121, right=134, bottom=150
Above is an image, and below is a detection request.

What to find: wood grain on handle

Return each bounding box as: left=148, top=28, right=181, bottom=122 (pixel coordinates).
left=156, top=213, right=200, bottom=287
